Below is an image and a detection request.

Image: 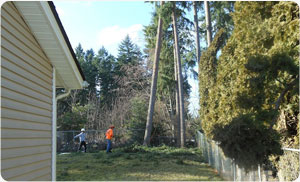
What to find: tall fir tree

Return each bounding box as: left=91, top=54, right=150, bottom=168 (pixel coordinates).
left=143, top=1, right=194, bottom=146
left=94, top=47, right=117, bottom=107
left=117, top=35, right=143, bottom=66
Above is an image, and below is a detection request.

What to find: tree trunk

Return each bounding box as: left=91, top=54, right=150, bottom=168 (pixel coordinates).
left=204, top=1, right=212, bottom=46
left=193, top=1, right=201, bottom=64
left=143, top=1, right=164, bottom=146
left=173, top=45, right=181, bottom=147
left=168, top=87, right=175, bottom=139
left=172, top=2, right=185, bottom=148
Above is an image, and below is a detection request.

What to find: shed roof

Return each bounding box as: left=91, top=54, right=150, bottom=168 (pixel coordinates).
left=14, top=1, right=85, bottom=89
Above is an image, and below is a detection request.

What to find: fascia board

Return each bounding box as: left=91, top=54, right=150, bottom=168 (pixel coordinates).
left=39, top=1, right=84, bottom=89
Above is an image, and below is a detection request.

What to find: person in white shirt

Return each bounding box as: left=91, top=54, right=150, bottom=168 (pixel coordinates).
left=74, top=128, right=87, bottom=152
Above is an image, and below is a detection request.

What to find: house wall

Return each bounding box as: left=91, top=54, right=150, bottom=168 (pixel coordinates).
left=1, top=2, right=53, bottom=181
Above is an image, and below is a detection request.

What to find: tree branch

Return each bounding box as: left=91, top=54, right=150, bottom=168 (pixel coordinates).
left=269, top=76, right=299, bottom=129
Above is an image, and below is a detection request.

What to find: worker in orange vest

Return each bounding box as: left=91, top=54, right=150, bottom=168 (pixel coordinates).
left=105, top=125, right=114, bottom=153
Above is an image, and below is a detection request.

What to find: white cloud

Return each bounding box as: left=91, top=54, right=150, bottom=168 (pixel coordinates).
left=96, top=24, right=144, bottom=56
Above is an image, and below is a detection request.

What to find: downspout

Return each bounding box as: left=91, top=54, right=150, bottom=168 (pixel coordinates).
left=51, top=68, right=71, bottom=181
left=51, top=78, right=71, bottom=181
left=52, top=68, right=87, bottom=180
left=52, top=68, right=56, bottom=181
left=52, top=89, right=71, bottom=181
left=56, top=89, right=71, bottom=101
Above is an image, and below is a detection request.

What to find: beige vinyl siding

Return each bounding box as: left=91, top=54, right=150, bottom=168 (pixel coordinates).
left=2, top=160, right=51, bottom=180
left=2, top=108, right=52, bottom=124
left=11, top=168, right=52, bottom=181
left=2, top=78, right=52, bottom=104
left=1, top=2, right=53, bottom=181
left=2, top=145, right=52, bottom=159
left=2, top=138, right=52, bottom=149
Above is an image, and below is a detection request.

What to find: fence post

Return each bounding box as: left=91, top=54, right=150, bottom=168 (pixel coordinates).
left=265, top=170, right=269, bottom=181
left=233, top=160, right=236, bottom=181
left=208, top=140, right=212, bottom=165
left=216, top=144, right=220, bottom=172
left=258, top=164, right=261, bottom=182
left=237, top=164, right=242, bottom=181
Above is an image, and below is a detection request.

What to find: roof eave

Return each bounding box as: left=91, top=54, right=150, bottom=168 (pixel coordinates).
left=14, top=1, right=85, bottom=89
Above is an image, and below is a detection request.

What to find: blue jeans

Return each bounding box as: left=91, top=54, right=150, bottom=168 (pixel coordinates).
left=106, top=139, right=112, bottom=153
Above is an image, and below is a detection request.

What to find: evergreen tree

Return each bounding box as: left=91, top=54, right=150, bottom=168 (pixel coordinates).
left=75, top=43, right=85, bottom=61
left=143, top=1, right=194, bottom=146
left=81, top=48, right=98, bottom=94
left=199, top=1, right=299, bottom=172
left=94, top=47, right=117, bottom=107
left=117, top=35, right=143, bottom=66
left=198, top=1, right=234, bottom=46
left=144, top=1, right=164, bottom=146
left=209, top=1, right=235, bottom=39
left=172, top=1, right=186, bottom=147
left=204, top=1, right=212, bottom=46
left=57, top=45, right=99, bottom=130
left=193, top=1, right=201, bottom=64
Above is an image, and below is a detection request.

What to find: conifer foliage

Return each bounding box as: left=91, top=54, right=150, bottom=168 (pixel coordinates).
left=199, top=1, right=299, bottom=170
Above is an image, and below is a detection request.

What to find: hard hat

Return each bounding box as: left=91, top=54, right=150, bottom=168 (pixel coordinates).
left=81, top=128, right=85, bottom=132
left=109, top=125, right=115, bottom=129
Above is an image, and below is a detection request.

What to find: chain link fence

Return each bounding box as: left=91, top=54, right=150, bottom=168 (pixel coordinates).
left=57, top=130, right=107, bottom=152
left=196, top=131, right=279, bottom=181
left=277, top=148, right=300, bottom=181
left=56, top=129, right=188, bottom=153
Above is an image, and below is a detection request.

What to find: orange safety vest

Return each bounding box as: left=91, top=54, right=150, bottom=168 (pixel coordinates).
left=106, top=128, right=113, bottom=140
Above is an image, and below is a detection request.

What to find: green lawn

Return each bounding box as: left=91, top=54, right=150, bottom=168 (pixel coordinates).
left=57, top=145, right=223, bottom=181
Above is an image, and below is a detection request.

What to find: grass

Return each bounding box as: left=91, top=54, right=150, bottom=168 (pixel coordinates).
left=57, top=145, right=223, bottom=181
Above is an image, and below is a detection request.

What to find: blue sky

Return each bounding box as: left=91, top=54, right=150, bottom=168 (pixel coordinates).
left=54, top=1, right=154, bottom=55
left=54, top=1, right=199, bottom=117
